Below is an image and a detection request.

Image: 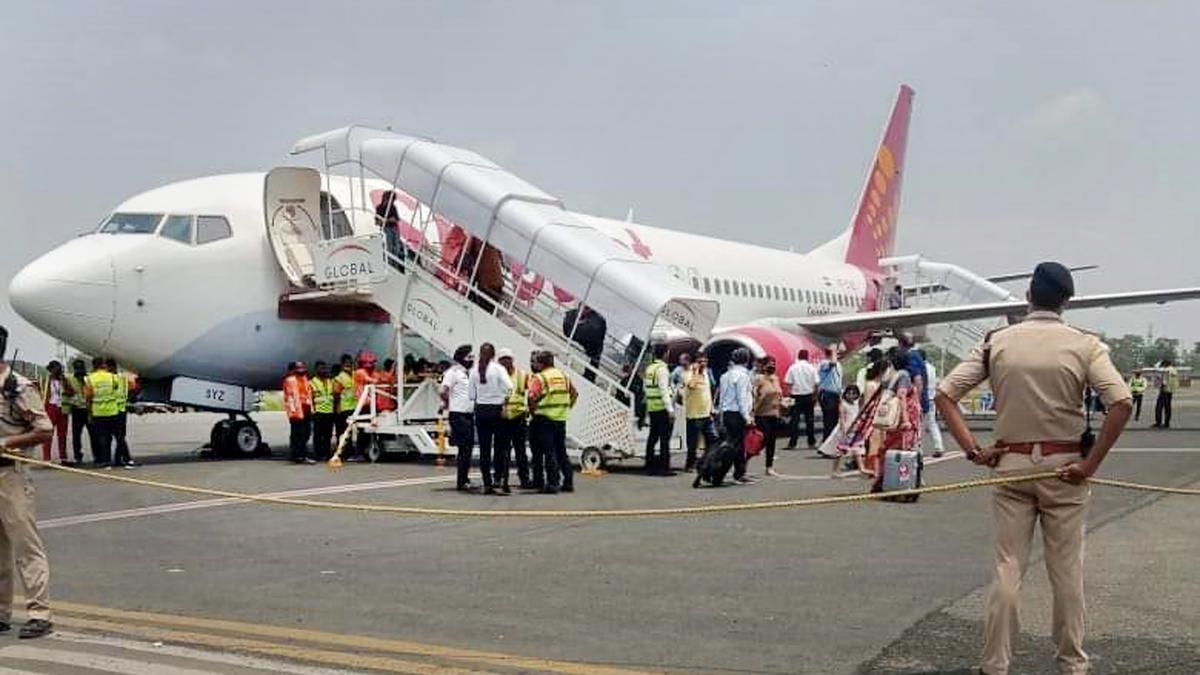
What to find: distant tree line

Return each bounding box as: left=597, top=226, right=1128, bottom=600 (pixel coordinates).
left=1101, top=334, right=1199, bottom=375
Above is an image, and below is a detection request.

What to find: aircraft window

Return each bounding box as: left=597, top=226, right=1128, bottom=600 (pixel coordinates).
left=703, top=278, right=711, bottom=294
left=691, top=277, right=699, bottom=290
left=320, top=193, right=354, bottom=239
left=758, top=284, right=765, bottom=298
left=100, top=212, right=163, bottom=234
left=159, top=215, right=193, bottom=244
left=775, top=286, right=781, bottom=300
left=740, top=281, right=748, bottom=296
left=196, top=216, right=233, bottom=244
left=722, top=279, right=730, bottom=294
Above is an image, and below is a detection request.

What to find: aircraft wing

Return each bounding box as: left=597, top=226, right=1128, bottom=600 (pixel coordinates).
left=789, top=287, right=1200, bottom=337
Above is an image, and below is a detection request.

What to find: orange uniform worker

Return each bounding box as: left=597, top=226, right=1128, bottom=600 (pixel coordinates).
left=376, top=358, right=397, bottom=413
left=350, top=352, right=379, bottom=461
left=282, top=361, right=314, bottom=464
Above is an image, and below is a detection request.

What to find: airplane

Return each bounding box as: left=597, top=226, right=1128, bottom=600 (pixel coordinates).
left=11, top=84, right=1200, bottom=455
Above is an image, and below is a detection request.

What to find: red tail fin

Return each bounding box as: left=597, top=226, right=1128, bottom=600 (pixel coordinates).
left=842, top=84, right=914, bottom=273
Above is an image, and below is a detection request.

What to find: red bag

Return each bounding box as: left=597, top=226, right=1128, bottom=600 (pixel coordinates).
left=743, top=425, right=764, bottom=457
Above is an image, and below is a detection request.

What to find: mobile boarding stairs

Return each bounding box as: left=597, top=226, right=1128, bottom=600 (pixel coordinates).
left=266, top=126, right=719, bottom=469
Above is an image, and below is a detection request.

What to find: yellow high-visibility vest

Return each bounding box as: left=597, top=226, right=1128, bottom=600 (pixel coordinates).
left=86, top=371, right=120, bottom=418
left=643, top=360, right=668, bottom=413
left=503, top=370, right=528, bottom=420
left=533, top=368, right=572, bottom=422
left=311, top=377, right=335, bottom=414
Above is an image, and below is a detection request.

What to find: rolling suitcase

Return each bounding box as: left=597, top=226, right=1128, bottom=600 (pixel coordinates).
left=693, top=441, right=738, bottom=488
left=877, top=449, right=923, bottom=502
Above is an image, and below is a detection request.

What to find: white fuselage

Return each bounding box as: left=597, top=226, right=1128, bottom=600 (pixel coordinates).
left=10, top=172, right=873, bottom=392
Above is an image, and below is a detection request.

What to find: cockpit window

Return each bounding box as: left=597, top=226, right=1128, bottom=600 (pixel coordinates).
left=159, top=215, right=194, bottom=244
left=100, top=213, right=163, bottom=234
left=195, top=216, right=233, bottom=244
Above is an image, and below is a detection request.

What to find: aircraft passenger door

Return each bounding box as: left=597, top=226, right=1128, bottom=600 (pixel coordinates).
left=264, top=167, right=323, bottom=287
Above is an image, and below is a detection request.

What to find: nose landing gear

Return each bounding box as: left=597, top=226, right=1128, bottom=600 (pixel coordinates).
left=209, top=413, right=267, bottom=457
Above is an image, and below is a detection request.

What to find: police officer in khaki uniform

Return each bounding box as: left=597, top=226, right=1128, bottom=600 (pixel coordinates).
left=0, top=326, right=54, bottom=638
left=935, top=263, right=1131, bottom=675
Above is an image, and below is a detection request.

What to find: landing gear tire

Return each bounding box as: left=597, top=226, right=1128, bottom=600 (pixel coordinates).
left=580, top=447, right=605, bottom=472
left=365, top=435, right=385, bottom=463
left=209, top=418, right=265, bottom=458
left=231, top=420, right=263, bottom=456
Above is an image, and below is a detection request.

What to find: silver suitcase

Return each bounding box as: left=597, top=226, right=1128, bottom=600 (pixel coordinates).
left=880, top=450, right=922, bottom=502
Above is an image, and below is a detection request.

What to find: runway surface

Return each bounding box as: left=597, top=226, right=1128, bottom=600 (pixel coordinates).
left=8, top=406, right=1198, bottom=674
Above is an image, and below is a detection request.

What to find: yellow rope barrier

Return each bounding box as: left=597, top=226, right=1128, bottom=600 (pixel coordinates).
left=4, top=453, right=1196, bottom=518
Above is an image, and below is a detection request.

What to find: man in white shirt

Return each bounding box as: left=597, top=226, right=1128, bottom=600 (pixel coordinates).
left=784, top=349, right=818, bottom=449
left=468, top=343, right=514, bottom=494
left=918, top=350, right=944, bottom=457
left=439, top=345, right=475, bottom=491
left=717, top=348, right=754, bottom=483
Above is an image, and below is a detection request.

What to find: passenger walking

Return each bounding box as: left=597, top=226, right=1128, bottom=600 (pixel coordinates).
left=64, top=359, right=90, bottom=465
left=817, top=347, right=843, bottom=442
left=752, top=356, right=784, bottom=477
left=1127, top=369, right=1147, bottom=421
left=332, top=354, right=356, bottom=450
left=309, top=361, right=336, bottom=461
left=84, top=357, right=118, bottom=467
left=670, top=353, right=691, bottom=396
left=935, top=262, right=1132, bottom=675
left=0, top=325, right=55, bottom=639
left=642, top=343, right=675, bottom=475
left=282, top=361, right=314, bottom=464
left=871, top=351, right=922, bottom=488
left=440, top=346, right=476, bottom=491
left=1152, top=360, right=1177, bottom=429
left=528, top=351, right=577, bottom=494
left=784, top=349, right=818, bottom=449
left=496, top=348, right=532, bottom=489
left=830, top=384, right=864, bottom=476
left=683, top=354, right=717, bottom=472
left=107, top=358, right=137, bottom=469
left=717, top=348, right=754, bottom=483
left=916, top=349, right=944, bottom=457
left=39, top=361, right=68, bottom=463
left=469, top=343, right=513, bottom=495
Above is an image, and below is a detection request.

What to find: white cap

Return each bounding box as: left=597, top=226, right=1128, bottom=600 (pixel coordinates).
left=497, top=347, right=514, bottom=360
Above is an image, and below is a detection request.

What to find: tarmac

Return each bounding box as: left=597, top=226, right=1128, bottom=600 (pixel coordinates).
left=4, top=395, right=1198, bottom=674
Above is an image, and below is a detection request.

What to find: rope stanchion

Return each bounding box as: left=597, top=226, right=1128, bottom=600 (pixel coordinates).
left=4, top=453, right=1195, bottom=518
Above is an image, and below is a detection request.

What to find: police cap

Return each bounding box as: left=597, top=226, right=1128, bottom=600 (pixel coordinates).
left=1029, top=261, right=1075, bottom=307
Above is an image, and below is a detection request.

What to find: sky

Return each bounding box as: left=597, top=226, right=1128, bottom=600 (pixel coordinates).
left=2, top=1, right=1198, bottom=362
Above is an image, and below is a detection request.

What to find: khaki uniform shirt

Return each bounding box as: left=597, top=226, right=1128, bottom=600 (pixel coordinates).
left=0, top=365, right=53, bottom=451
left=937, top=311, right=1131, bottom=444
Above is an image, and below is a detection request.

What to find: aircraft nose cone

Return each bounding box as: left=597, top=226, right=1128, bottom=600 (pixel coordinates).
left=9, top=236, right=116, bottom=354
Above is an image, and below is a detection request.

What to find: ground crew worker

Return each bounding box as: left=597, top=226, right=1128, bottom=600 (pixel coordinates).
left=332, top=354, right=356, bottom=451
left=282, top=362, right=314, bottom=464
left=642, top=343, right=675, bottom=475
left=84, top=357, right=119, bottom=467
left=1128, top=369, right=1147, bottom=421
left=0, top=325, right=54, bottom=639
left=495, top=348, right=532, bottom=489
left=1152, top=360, right=1177, bottom=429
left=528, top=351, right=577, bottom=494
left=351, top=352, right=380, bottom=462
left=935, top=262, right=1131, bottom=675
left=309, top=361, right=336, bottom=461
left=63, top=359, right=90, bottom=466
left=39, top=361, right=68, bottom=463
left=377, top=358, right=398, bottom=413
left=107, top=358, right=136, bottom=469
